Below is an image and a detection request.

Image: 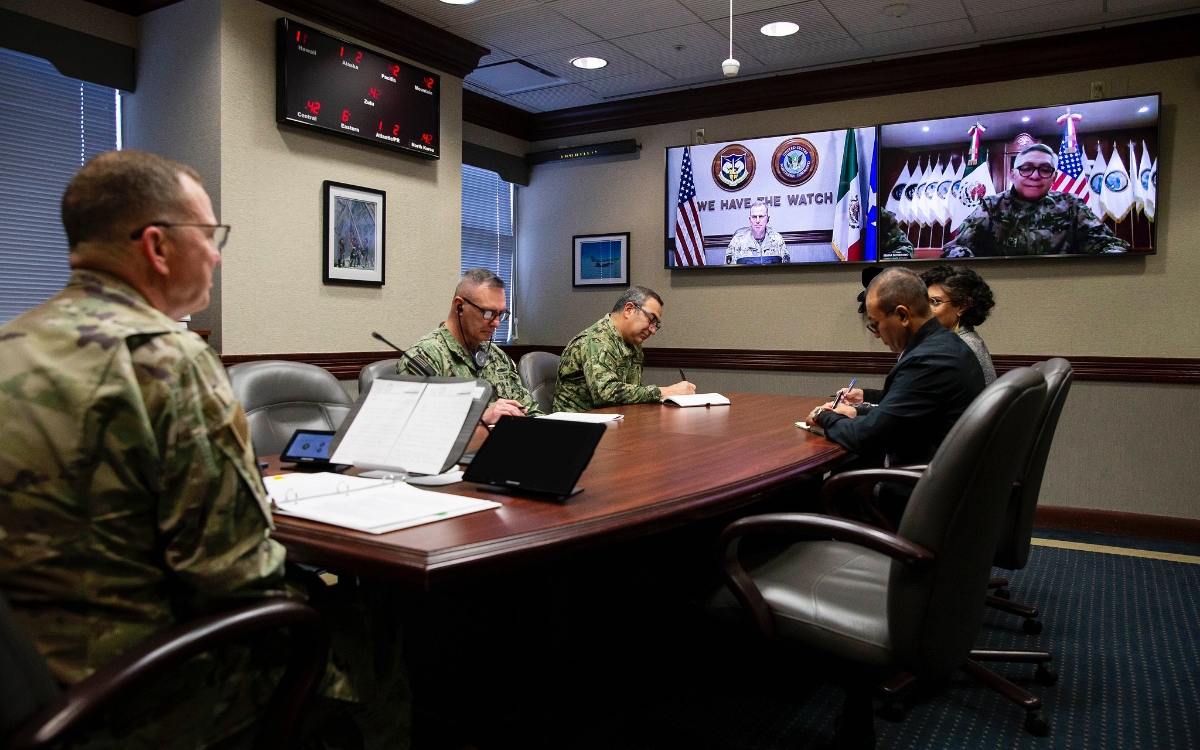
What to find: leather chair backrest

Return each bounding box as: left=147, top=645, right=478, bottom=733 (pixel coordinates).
left=0, top=592, right=60, bottom=738
left=994, top=358, right=1074, bottom=570
left=227, top=361, right=354, bottom=456
left=358, top=359, right=400, bottom=395
left=890, top=368, right=1047, bottom=678
left=518, top=352, right=561, bottom=414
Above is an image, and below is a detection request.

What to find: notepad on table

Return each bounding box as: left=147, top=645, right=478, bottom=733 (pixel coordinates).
left=796, top=421, right=825, bottom=436
left=538, top=412, right=624, bottom=423
left=663, top=393, right=730, bottom=407
left=264, top=472, right=500, bottom=534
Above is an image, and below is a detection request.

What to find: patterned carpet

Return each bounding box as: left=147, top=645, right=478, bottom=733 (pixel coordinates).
left=461, top=528, right=1200, bottom=749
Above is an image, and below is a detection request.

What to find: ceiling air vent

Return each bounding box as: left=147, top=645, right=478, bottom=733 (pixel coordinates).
left=466, top=60, right=565, bottom=95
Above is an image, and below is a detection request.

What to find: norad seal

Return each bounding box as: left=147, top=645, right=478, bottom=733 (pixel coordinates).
left=771, top=137, right=819, bottom=186
left=711, top=144, right=755, bottom=191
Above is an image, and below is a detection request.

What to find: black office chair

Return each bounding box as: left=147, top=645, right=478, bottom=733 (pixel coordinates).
left=227, top=360, right=354, bottom=455
left=713, top=369, right=1055, bottom=748
left=358, top=358, right=400, bottom=395
left=2, top=593, right=328, bottom=750
left=518, top=351, right=561, bottom=414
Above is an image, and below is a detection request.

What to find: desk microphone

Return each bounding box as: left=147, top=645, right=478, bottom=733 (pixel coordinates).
left=372, top=331, right=436, bottom=378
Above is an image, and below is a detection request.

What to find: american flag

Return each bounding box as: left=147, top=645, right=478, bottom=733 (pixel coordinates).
left=674, top=147, right=706, bottom=266
left=1051, top=113, right=1091, bottom=205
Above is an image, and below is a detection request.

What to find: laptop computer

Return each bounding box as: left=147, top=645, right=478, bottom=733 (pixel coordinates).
left=462, top=415, right=607, bottom=501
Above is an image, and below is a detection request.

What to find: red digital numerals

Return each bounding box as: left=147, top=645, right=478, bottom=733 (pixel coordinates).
left=421, top=133, right=434, bottom=146
left=378, top=122, right=401, bottom=137
left=341, top=110, right=351, bottom=123
left=368, top=88, right=379, bottom=100
left=305, top=101, right=321, bottom=116
left=389, top=65, right=401, bottom=77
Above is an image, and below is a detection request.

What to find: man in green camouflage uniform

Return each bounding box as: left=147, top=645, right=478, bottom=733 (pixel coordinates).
left=399, top=268, right=541, bottom=422
left=942, top=143, right=1129, bottom=258
left=553, top=286, right=694, bottom=412
left=878, top=207, right=915, bottom=260
left=0, top=151, right=409, bottom=749
left=725, top=199, right=790, bottom=264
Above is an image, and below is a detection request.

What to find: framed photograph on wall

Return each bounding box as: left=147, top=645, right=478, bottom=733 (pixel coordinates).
left=324, top=180, right=385, bottom=286
left=573, top=232, right=630, bottom=287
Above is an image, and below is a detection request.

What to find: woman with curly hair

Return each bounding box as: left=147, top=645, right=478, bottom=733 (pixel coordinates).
left=920, top=265, right=997, bottom=384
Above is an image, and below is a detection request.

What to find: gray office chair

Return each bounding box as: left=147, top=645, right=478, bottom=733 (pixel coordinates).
left=713, top=368, right=1055, bottom=748
left=518, top=351, right=561, bottom=414
left=2, top=591, right=327, bottom=749
left=358, top=358, right=400, bottom=395
left=227, top=360, right=354, bottom=456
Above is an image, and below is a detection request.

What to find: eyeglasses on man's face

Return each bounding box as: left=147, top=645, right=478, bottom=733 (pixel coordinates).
left=130, top=222, right=231, bottom=251
left=865, top=306, right=898, bottom=335
left=461, top=296, right=510, bottom=322
left=1015, top=163, right=1056, bottom=179
left=634, top=304, right=661, bottom=331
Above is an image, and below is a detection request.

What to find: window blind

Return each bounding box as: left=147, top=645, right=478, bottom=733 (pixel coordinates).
left=461, top=164, right=516, bottom=342
left=0, top=48, right=119, bottom=324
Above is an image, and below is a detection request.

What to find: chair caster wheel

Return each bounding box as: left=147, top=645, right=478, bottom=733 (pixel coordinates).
left=1035, top=665, right=1059, bottom=686
left=876, top=702, right=905, bottom=723
left=1023, top=618, right=1044, bottom=635
left=994, top=587, right=1011, bottom=600
left=1024, top=712, right=1050, bottom=737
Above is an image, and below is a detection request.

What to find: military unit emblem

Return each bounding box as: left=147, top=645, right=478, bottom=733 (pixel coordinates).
left=891, top=182, right=906, bottom=202
left=1104, top=170, right=1129, bottom=192
left=771, top=137, right=819, bottom=186
left=711, top=144, right=755, bottom=191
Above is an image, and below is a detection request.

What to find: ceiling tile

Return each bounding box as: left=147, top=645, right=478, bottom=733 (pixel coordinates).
left=612, top=21, right=764, bottom=79
left=525, top=41, right=669, bottom=82
left=463, top=80, right=541, bottom=111
left=705, top=2, right=850, bottom=56
left=546, top=0, right=702, bottom=38
left=681, top=0, right=801, bottom=23
left=852, top=18, right=978, bottom=54
left=447, top=6, right=601, bottom=57
left=378, top=0, right=543, bottom=28
left=577, top=69, right=678, bottom=97
left=506, top=82, right=605, bottom=110
left=968, top=0, right=1106, bottom=37
left=821, top=0, right=968, bottom=35
left=960, top=0, right=1099, bottom=15
left=1106, top=0, right=1200, bottom=9
left=749, top=36, right=864, bottom=69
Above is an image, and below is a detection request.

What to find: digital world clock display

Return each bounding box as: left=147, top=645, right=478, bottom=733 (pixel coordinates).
left=275, top=18, right=440, bottom=159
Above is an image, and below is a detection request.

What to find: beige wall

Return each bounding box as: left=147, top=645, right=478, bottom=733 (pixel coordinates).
left=514, top=57, right=1200, bottom=359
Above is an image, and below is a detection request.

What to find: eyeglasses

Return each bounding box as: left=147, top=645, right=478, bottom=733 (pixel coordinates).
left=461, top=296, right=510, bottom=322
left=928, top=296, right=947, bottom=307
left=1015, top=164, right=1056, bottom=178
left=634, top=304, right=661, bottom=331
left=130, top=222, right=231, bottom=251
left=865, top=307, right=898, bottom=335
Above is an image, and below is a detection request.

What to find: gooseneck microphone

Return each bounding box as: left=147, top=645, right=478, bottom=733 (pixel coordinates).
left=372, top=331, right=436, bottom=378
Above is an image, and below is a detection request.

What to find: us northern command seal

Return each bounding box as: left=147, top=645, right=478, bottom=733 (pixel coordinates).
left=772, top=137, right=819, bottom=187
left=711, top=144, right=755, bottom=191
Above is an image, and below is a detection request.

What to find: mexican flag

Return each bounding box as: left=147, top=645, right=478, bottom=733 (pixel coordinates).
left=832, top=129, right=864, bottom=261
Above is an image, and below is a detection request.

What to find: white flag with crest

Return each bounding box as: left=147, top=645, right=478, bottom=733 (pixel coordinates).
left=887, top=161, right=911, bottom=220
left=1139, top=143, right=1155, bottom=221
left=1100, top=143, right=1133, bottom=222
left=949, top=159, right=997, bottom=234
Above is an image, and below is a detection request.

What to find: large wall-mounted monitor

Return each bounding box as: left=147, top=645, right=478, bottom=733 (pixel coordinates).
left=275, top=18, right=440, bottom=159
left=665, top=128, right=878, bottom=268
left=878, top=94, right=1159, bottom=261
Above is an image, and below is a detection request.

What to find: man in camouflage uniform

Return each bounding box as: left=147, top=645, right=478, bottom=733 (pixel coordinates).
left=0, top=151, right=409, bottom=749
left=399, top=268, right=542, bottom=422
left=553, top=286, right=694, bottom=412
left=942, top=143, right=1129, bottom=258
left=878, top=207, right=915, bottom=260
left=725, top=199, right=790, bottom=264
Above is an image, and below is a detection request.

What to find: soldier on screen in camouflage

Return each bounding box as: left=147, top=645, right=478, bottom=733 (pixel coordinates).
left=942, top=143, right=1129, bottom=258
left=725, top=199, right=790, bottom=264
left=0, top=150, right=409, bottom=750
left=878, top=207, right=915, bottom=260
left=553, top=286, right=695, bottom=413
left=399, top=267, right=542, bottom=421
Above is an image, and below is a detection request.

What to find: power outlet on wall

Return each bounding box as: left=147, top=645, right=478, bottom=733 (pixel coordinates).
left=1090, top=81, right=1105, bottom=100
left=693, top=128, right=706, bottom=145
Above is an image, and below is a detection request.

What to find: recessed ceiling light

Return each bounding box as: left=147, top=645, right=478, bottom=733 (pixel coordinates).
left=922, top=126, right=929, bottom=132
left=761, top=22, right=799, bottom=37
left=1021, top=116, right=1030, bottom=122
left=1138, top=106, right=1149, bottom=113
left=570, top=56, right=608, bottom=70
left=438, top=0, right=478, bottom=5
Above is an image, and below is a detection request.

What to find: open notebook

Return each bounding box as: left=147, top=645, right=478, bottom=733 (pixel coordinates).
left=662, top=393, right=730, bottom=407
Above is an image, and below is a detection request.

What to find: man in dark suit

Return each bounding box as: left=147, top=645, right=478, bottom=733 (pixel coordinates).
left=808, top=267, right=985, bottom=469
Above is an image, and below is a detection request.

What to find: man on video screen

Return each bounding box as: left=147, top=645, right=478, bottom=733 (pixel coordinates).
left=725, top=199, right=790, bottom=264
left=942, top=144, right=1129, bottom=258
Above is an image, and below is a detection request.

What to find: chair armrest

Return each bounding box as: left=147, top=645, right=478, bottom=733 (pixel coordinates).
left=820, top=468, right=925, bottom=526
left=718, top=513, right=935, bottom=637
left=9, top=598, right=328, bottom=750
left=892, top=464, right=928, bottom=473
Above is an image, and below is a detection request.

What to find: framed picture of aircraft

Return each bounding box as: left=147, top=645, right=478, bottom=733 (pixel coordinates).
left=573, top=232, right=630, bottom=287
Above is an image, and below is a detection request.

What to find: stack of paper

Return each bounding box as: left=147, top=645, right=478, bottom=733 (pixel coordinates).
left=663, top=393, right=730, bottom=407
left=264, top=472, right=499, bottom=534
left=538, top=412, right=623, bottom=423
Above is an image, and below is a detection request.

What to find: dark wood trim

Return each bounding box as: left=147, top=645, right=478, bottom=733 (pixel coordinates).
left=83, top=0, right=180, bottom=14
left=1035, top=506, right=1200, bottom=544
left=258, top=0, right=488, bottom=79
left=223, top=346, right=1200, bottom=386
left=462, top=90, right=535, bottom=142
left=470, top=14, right=1199, bottom=142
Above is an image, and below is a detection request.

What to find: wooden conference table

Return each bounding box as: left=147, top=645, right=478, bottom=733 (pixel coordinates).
left=269, top=392, right=848, bottom=589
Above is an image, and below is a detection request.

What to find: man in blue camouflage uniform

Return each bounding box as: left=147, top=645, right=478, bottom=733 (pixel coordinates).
left=553, top=286, right=694, bottom=412
left=399, top=268, right=542, bottom=422
left=942, top=144, right=1129, bottom=258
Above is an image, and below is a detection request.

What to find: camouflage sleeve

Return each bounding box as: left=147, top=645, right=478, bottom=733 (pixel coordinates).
left=771, top=233, right=790, bottom=263
left=1074, top=202, right=1130, bottom=254
left=489, top=352, right=543, bottom=416
left=582, top=341, right=661, bottom=407
left=397, top=337, right=447, bottom=377
left=941, top=210, right=988, bottom=258
left=724, top=236, right=735, bottom=265
left=143, top=339, right=289, bottom=616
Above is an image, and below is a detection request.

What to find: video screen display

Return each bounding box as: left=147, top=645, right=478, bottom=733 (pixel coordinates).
left=878, top=94, right=1158, bottom=261
left=665, top=128, right=878, bottom=267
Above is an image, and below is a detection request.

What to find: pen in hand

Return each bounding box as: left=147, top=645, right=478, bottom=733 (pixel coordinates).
left=831, top=378, right=858, bottom=409
left=679, top=368, right=688, bottom=382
